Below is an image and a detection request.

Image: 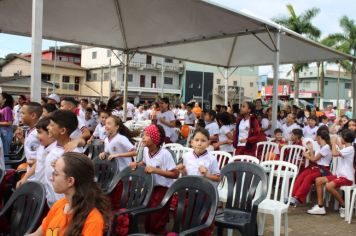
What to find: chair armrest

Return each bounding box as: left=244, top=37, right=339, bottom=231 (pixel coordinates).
left=180, top=223, right=211, bottom=236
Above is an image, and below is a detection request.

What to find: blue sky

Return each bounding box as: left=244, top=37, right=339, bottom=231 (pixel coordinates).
left=0, top=0, right=355, bottom=58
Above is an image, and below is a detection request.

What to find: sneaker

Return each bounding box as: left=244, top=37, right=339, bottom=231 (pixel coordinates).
left=339, top=207, right=345, bottom=218
left=307, top=205, right=326, bottom=215
left=290, top=197, right=300, bottom=207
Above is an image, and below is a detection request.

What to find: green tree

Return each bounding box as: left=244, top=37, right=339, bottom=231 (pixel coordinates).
left=273, top=4, right=321, bottom=105
left=325, top=16, right=356, bottom=117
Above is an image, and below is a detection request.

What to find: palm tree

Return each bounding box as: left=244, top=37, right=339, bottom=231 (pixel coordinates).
left=325, top=16, right=356, bottom=117
left=273, top=4, right=321, bottom=105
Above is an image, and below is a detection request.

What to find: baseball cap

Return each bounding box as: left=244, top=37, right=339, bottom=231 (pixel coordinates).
left=47, top=94, right=60, bottom=103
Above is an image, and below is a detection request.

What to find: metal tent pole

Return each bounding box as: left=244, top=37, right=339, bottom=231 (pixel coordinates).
left=123, top=51, right=129, bottom=122
left=224, top=68, right=228, bottom=106
left=271, top=31, right=281, bottom=134
left=30, top=0, right=43, bottom=102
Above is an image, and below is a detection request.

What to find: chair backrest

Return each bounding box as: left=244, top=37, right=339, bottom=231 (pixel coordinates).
left=260, top=161, right=298, bottom=205
left=210, top=151, right=232, bottom=170
left=280, top=145, right=306, bottom=170
left=232, top=155, right=260, bottom=164
left=186, top=127, right=196, bottom=147
left=0, top=181, right=46, bottom=235
left=163, top=143, right=184, bottom=150
left=256, top=141, right=279, bottom=162
left=162, top=176, right=218, bottom=234
left=87, top=140, right=105, bottom=159
left=117, top=166, right=154, bottom=210
left=134, top=138, right=144, bottom=162
left=0, top=168, right=5, bottom=184
left=221, top=162, right=267, bottom=211
left=93, top=158, right=119, bottom=194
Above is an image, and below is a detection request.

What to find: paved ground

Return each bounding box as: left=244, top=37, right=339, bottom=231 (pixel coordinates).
left=223, top=204, right=356, bottom=236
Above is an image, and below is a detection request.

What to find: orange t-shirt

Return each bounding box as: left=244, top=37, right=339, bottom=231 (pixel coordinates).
left=192, top=107, right=202, bottom=118
left=42, top=198, right=104, bottom=236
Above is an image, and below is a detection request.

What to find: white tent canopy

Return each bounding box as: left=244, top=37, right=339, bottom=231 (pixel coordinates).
left=0, top=0, right=353, bottom=65
left=0, top=0, right=355, bottom=125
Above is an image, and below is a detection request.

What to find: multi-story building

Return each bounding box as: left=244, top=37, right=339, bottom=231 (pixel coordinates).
left=81, top=46, right=183, bottom=104
left=181, top=63, right=259, bottom=109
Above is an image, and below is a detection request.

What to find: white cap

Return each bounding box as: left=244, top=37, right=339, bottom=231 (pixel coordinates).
left=47, top=93, right=60, bottom=103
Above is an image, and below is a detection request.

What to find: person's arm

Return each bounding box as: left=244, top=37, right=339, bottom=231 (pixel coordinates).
left=198, top=166, right=220, bottom=182
left=80, top=127, right=92, bottom=141
left=16, top=162, right=36, bottom=188
left=145, top=167, right=179, bottom=179
left=305, top=144, right=322, bottom=162
left=108, top=150, right=137, bottom=160
left=331, top=137, right=342, bottom=157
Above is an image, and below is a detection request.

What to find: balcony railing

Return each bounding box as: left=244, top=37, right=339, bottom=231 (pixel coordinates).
left=127, top=61, right=184, bottom=73
left=215, top=85, right=244, bottom=98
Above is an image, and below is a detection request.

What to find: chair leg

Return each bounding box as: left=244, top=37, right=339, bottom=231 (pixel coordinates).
left=227, top=229, right=233, bottom=236
left=273, top=213, right=281, bottom=236
left=344, top=188, right=351, bottom=222
left=257, top=213, right=266, bottom=236
left=284, top=213, right=289, bottom=236
left=348, top=192, right=355, bottom=224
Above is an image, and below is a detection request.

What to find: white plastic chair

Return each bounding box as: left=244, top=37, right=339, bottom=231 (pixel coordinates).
left=258, top=161, right=298, bottom=236
left=256, top=141, right=279, bottom=162
left=335, top=184, right=356, bottom=222
left=232, top=155, right=260, bottom=164
left=348, top=187, right=356, bottom=223
left=210, top=151, right=232, bottom=170
left=280, top=145, right=306, bottom=172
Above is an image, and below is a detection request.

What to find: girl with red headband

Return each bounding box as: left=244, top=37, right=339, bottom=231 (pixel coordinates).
left=130, top=124, right=179, bottom=234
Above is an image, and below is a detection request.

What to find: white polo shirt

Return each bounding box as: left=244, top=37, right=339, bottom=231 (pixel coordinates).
left=261, top=118, right=272, bottom=137
left=44, top=143, right=82, bottom=206
left=84, top=117, right=97, bottom=132
left=24, top=127, right=40, bottom=180
left=282, top=123, right=301, bottom=141
left=316, top=144, right=332, bottom=166
left=303, top=125, right=319, bottom=140
left=182, top=150, right=220, bottom=177
left=104, top=133, right=135, bottom=171
left=34, top=142, right=56, bottom=182
left=135, top=111, right=149, bottom=122
left=336, top=146, right=355, bottom=182
left=143, top=147, right=176, bottom=187
left=157, top=110, right=176, bottom=139
left=205, top=122, right=219, bottom=137
left=92, top=123, right=107, bottom=140
left=184, top=112, right=196, bottom=125
left=238, top=119, right=250, bottom=147
left=218, top=125, right=234, bottom=152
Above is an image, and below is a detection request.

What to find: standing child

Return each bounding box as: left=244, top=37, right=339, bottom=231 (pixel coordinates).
left=130, top=124, right=179, bottom=234
left=290, top=130, right=332, bottom=206
left=308, top=129, right=355, bottom=216
left=204, top=110, right=219, bottom=145
left=213, top=112, right=234, bottom=154
left=233, top=101, right=266, bottom=156
left=184, top=103, right=196, bottom=126
left=83, top=108, right=97, bottom=133
left=99, top=115, right=137, bottom=209
left=156, top=97, right=176, bottom=143
left=176, top=128, right=220, bottom=236
left=303, top=116, right=319, bottom=140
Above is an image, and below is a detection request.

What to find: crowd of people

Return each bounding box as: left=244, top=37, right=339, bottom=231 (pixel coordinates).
left=0, top=92, right=355, bottom=235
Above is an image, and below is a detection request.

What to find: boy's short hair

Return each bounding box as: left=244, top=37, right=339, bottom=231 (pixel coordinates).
left=99, top=110, right=110, bottom=116
left=26, top=102, right=43, bottom=118
left=292, top=128, right=303, bottom=139
left=62, top=97, right=78, bottom=106
left=205, top=110, right=217, bottom=119
left=36, top=117, right=51, bottom=132
left=43, top=103, right=57, bottom=113
left=186, top=103, right=194, bottom=109
left=50, top=110, right=78, bottom=135
left=320, top=115, right=328, bottom=121
left=307, top=115, right=318, bottom=122
left=85, top=107, right=93, bottom=113
left=274, top=128, right=283, bottom=134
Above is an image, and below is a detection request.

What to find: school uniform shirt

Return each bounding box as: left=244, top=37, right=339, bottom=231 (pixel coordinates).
left=261, top=118, right=272, bottom=137
left=184, top=112, right=196, bottom=125
left=205, top=122, right=219, bottom=137
left=142, top=147, right=176, bottom=187
left=84, top=117, right=97, bottom=132
left=24, top=127, right=40, bottom=181
left=135, top=111, right=149, bottom=122
left=315, top=144, right=332, bottom=166
left=335, top=146, right=355, bottom=182
left=282, top=123, right=301, bottom=141
left=182, top=150, right=220, bottom=177
left=237, top=119, right=250, bottom=147
left=44, top=143, right=82, bottom=206
left=157, top=110, right=176, bottom=139
left=218, top=125, right=234, bottom=153
left=303, top=125, right=319, bottom=140
left=92, top=123, right=107, bottom=140
left=34, top=142, right=56, bottom=182
left=104, top=133, right=135, bottom=171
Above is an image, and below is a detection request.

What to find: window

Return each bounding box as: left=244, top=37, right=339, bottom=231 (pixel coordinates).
left=59, top=56, right=68, bottom=62
left=309, top=72, right=313, bottom=75
left=140, top=75, right=145, bottom=87
left=164, top=77, right=173, bottom=85
left=122, top=74, right=133, bottom=82
left=250, top=82, right=253, bottom=87
left=92, top=51, right=97, bottom=59
left=74, top=84, right=79, bottom=91
left=62, top=76, right=70, bottom=83
left=146, top=55, right=152, bottom=64
left=164, top=58, right=173, bottom=63
left=233, top=81, right=237, bottom=86
left=68, top=57, right=74, bottom=62
left=107, top=50, right=112, bottom=57
left=345, top=83, right=351, bottom=89
left=74, top=77, right=80, bottom=84
left=217, top=79, right=221, bottom=84
left=74, top=58, right=81, bottom=63
left=104, top=72, right=110, bottom=81
left=325, top=81, right=328, bottom=86
left=41, top=74, right=51, bottom=81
